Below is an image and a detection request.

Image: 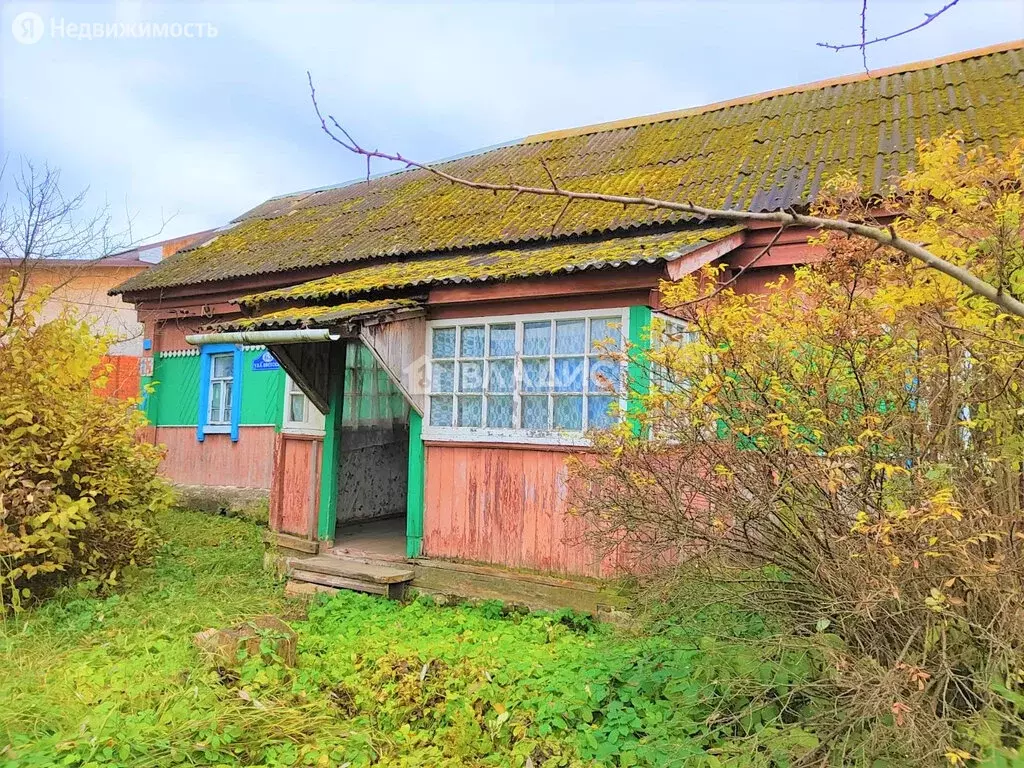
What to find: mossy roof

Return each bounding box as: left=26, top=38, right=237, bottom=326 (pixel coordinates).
left=239, top=226, right=740, bottom=307
left=119, top=41, right=1024, bottom=294
left=212, top=299, right=421, bottom=332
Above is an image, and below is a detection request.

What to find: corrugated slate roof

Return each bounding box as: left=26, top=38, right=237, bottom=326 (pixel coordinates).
left=118, top=41, right=1024, bottom=294
left=238, top=226, right=740, bottom=308
left=212, top=299, right=421, bottom=332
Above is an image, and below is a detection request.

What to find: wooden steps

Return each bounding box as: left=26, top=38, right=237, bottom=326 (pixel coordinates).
left=286, top=555, right=413, bottom=598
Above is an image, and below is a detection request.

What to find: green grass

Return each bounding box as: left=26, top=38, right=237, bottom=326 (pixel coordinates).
left=0, top=509, right=809, bottom=768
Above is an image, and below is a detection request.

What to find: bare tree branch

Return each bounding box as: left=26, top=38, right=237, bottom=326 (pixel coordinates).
left=307, top=73, right=1024, bottom=320
left=817, top=0, right=962, bottom=68
left=0, top=157, right=172, bottom=337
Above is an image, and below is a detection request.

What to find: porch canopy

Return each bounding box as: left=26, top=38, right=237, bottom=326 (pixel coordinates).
left=189, top=298, right=424, bottom=415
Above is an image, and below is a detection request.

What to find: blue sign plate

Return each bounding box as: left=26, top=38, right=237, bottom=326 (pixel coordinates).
left=251, top=350, right=281, bottom=371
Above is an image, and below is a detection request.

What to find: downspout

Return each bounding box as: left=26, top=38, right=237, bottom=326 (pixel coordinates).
left=185, top=329, right=340, bottom=346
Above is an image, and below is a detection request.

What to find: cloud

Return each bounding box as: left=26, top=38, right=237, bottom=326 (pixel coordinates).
left=2, top=0, right=1020, bottom=245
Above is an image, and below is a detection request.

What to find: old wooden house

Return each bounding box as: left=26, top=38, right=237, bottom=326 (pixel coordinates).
left=115, top=41, right=1024, bottom=606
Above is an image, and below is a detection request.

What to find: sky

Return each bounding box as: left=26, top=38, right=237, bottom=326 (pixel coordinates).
left=2, top=0, right=1022, bottom=247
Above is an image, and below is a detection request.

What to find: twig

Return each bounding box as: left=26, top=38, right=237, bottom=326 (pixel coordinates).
left=860, top=0, right=869, bottom=72
left=817, top=0, right=962, bottom=60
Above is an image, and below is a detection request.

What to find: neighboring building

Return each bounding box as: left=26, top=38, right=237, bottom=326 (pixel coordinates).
left=114, top=42, right=1024, bottom=590
left=2, top=231, right=213, bottom=398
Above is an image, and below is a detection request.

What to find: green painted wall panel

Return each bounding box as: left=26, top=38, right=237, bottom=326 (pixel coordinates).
left=240, top=348, right=285, bottom=427
left=627, top=305, right=652, bottom=437
left=406, top=411, right=424, bottom=558
left=150, top=355, right=201, bottom=426
left=148, top=349, right=285, bottom=428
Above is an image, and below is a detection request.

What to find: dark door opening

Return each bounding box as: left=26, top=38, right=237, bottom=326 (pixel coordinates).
left=332, top=341, right=410, bottom=560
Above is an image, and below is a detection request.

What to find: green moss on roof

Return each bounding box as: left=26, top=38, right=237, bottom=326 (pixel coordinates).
left=119, top=43, right=1024, bottom=294
left=216, top=299, right=420, bottom=331
left=241, top=226, right=740, bottom=307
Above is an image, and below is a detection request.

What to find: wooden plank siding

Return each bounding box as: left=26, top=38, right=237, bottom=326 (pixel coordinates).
left=423, top=443, right=620, bottom=578
left=269, top=433, right=322, bottom=537
left=154, top=426, right=277, bottom=488
left=361, top=315, right=426, bottom=413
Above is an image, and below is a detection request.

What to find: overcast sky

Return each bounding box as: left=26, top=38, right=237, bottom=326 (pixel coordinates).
left=2, top=1, right=1022, bottom=246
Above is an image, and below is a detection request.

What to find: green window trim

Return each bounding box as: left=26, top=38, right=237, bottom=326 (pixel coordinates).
left=627, top=305, right=652, bottom=437
left=406, top=411, right=425, bottom=558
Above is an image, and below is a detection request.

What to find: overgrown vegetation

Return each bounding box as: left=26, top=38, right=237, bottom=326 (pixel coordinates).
left=1, top=508, right=863, bottom=768
left=0, top=298, right=170, bottom=610
left=1, top=160, right=170, bottom=610
left=570, top=135, right=1024, bottom=765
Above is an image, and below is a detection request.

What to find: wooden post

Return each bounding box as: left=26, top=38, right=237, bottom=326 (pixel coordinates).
left=317, top=342, right=346, bottom=541
left=406, top=410, right=425, bottom=558
left=627, top=305, right=652, bottom=437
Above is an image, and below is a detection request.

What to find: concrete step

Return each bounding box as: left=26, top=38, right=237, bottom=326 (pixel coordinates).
left=286, top=556, right=413, bottom=599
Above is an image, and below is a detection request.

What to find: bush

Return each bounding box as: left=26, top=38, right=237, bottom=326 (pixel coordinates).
left=0, top=300, right=171, bottom=611
left=569, top=135, right=1024, bottom=764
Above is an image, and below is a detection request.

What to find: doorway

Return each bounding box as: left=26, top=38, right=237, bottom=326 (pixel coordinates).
left=332, top=340, right=410, bottom=560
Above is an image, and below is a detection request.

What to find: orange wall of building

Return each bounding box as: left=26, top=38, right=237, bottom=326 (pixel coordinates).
left=2, top=264, right=148, bottom=355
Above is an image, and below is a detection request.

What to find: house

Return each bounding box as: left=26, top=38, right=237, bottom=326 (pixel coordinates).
left=114, top=41, right=1024, bottom=603
left=2, top=231, right=213, bottom=398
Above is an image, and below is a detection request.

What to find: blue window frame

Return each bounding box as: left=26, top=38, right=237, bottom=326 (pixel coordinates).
left=197, top=344, right=243, bottom=442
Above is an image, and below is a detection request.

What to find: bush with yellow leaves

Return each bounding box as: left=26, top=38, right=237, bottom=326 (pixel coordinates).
left=570, top=135, right=1024, bottom=765
left=0, top=282, right=171, bottom=611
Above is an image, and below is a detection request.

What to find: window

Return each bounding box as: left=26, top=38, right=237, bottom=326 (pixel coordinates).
left=342, top=341, right=409, bottom=428
left=197, top=343, right=242, bottom=442
left=426, top=310, right=628, bottom=443
left=283, top=375, right=326, bottom=433
left=208, top=353, right=234, bottom=425
left=651, top=313, right=698, bottom=393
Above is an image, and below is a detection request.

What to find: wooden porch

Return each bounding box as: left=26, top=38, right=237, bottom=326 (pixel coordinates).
left=274, top=525, right=629, bottom=617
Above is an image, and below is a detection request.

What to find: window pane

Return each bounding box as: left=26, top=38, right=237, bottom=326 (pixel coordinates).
left=429, top=396, right=453, bottom=427
left=223, top=381, right=232, bottom=414
left=432, top=328, right=456, bottom=358
left=431, top=361, right=454, bottom=393
left=488, top=359, right=514, bottom=392
left=522, top=358, right=549, bottom=392
left=488, top=324, right=515, bottom=357
left=553, top=396, right=583, bottom=430
left=523, top=321, right=551, bottom=355
left=459, top=361, right=483, bottom=392
left=457, top=395, right=482, bottom=427
left=486, top=395, right=513, bottom=427
left=460, top=326, right=485, bottom=358
left=213, top=354, right=233, bottom=378
left=209, top=381, right=221, bottom=422
left=555, top=319, right=585, bottom=354
left=289, top=393, right=305, bottom=422
left=553, top=357, right=584, bottom=392
left=590, top=317, right=622, bottom=352
left=588, top=396, right=617, bottom=429
left=589, top=357, right=620, bottom=392
left=521, top=396, right=549, bottom=429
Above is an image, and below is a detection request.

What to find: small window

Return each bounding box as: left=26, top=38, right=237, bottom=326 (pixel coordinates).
left=198, top=345, right=241, bottom=442
left=651, top=313, right=698, bottom=393
left=283, top=375, right=325, bottom=433
left=208, top=353, right=234, bottom=425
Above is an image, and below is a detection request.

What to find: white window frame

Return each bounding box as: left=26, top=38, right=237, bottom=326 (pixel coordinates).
left=282, top=374, right=325, bottom=436
left=423, top=308, right=631, bottom=446
left=205, top=352, right=234, bottom=433
left=650, top=312, right=699, bottom=394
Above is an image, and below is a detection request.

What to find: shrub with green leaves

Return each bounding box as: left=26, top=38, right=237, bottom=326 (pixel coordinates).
left=0, top=302, right=170, bottom=610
